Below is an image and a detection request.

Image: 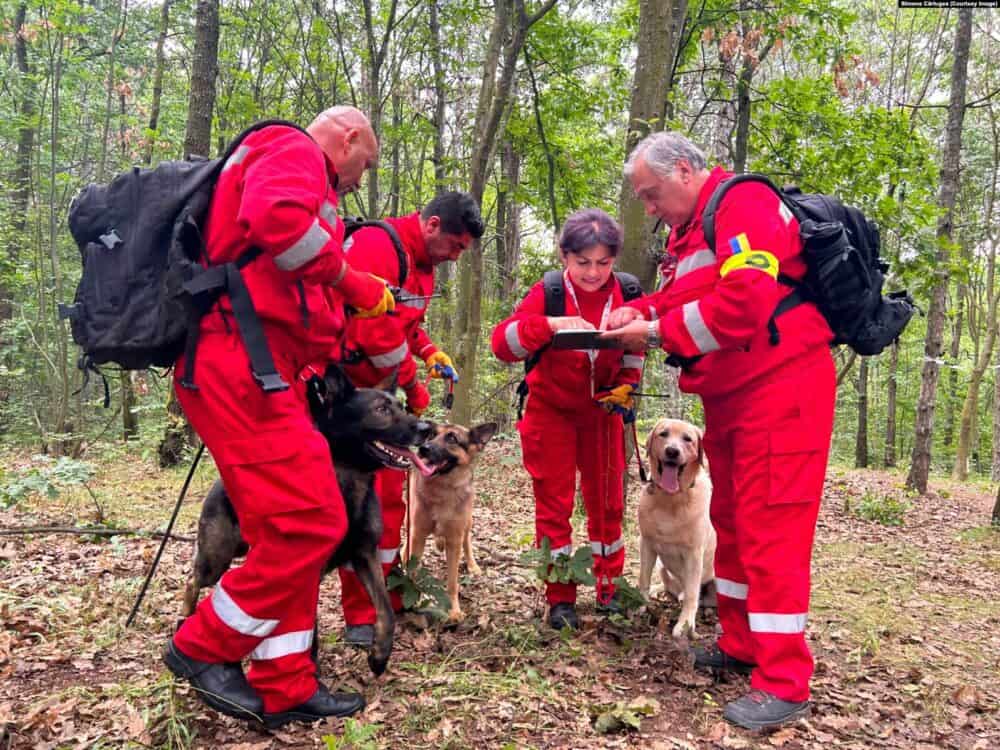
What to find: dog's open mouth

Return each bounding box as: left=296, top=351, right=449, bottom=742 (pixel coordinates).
left=367, top=441, right=436, bottom=476
left=657, top=458, right=684, bottom=494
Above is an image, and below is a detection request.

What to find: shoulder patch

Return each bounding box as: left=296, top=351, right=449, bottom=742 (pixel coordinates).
left=727, top=233, right=751, bottom=255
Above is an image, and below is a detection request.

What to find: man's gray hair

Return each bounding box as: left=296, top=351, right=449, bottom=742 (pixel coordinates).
left=624, top=131, right=707, bottom=179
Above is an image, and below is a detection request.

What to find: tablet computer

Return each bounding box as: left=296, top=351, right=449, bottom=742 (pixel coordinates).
left=551, top=330, right=621, bottom=350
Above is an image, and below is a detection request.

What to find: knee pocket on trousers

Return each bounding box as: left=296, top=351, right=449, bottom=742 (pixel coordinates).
left=767, top=431, right=825, bottom=506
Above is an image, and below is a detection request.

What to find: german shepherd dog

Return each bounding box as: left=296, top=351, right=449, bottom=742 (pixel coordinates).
left=404, top=422, right=497, bottom=622
left=182, top=364, right=435, bottom=676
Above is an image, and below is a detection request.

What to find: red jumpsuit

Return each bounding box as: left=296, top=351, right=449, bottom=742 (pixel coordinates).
left=638, top=167, right=835, bottom=702
left=492, top=274, right=645, bottom=606
left=337, top=213, right=439, bottom=626
left=173, top=125, right=377, bottom=713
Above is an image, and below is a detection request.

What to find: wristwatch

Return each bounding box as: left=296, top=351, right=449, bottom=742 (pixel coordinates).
left=646, top=321, right=662, bottom=351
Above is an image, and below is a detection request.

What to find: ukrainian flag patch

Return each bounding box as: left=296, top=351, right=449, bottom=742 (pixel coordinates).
left=728, top=233, right=752, bottom=255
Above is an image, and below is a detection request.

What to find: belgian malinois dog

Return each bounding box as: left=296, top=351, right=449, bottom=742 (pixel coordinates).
left=182, top=364, right=435, bottom=676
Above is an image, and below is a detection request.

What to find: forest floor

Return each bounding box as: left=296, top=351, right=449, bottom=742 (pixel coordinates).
left=1, top=438, right=999, bottom=750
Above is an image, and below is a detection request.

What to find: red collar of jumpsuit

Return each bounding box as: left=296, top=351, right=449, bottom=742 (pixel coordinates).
left=642, top=166, right=833, bottom=398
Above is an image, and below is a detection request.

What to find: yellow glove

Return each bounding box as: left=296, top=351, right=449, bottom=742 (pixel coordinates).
left=352, top=275, right=396, bottom=319
left=596, top=384, right=635, bottom=411
left=425, top=351, right=458, bottom=381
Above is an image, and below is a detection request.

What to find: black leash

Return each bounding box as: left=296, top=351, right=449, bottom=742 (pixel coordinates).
left=630, top=391, right=671, bottom=398
left=125, top=442, right=205, bottom=627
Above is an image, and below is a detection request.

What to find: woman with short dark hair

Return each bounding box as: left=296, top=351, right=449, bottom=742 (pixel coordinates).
left=491, top=208, right=644, bottom=630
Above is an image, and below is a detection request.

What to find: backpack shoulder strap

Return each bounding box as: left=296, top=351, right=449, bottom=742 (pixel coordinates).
left=542, top=269, right=565, bottom=317
left=702, top=173, right=803, bottom=252
left=343, top=219, right=409, bottom=286
left=614, top=271, right=643, bottom=301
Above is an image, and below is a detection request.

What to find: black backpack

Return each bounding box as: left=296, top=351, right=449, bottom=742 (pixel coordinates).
left=342, top=218, right=409, bottom=287
left=515, top=270, right=643, bottom=419
left=61, top=120, right=310, bottom=401
left=702, top=174, right=915, bottom=356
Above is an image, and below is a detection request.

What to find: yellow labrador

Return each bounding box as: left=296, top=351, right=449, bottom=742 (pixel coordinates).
left=638, top=418, right=716, bottom=638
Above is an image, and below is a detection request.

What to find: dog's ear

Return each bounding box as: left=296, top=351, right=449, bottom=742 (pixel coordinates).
left=644, top=420, right=659, bottom=461
left=470, top=422, right=498, bottom=450
left=323, top=363, right=356, bottom=404
left=696, top=426, right=705, bottom=467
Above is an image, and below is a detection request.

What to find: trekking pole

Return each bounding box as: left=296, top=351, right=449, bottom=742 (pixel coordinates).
left=125, top=442, right=205, bottom=628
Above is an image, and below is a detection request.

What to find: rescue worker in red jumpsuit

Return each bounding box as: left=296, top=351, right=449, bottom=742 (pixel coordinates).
left=602, top=132, right=835, bottom=730
left=336, top=191, right=485, bottom=646
left=492, top=209, right=645, bottom=631
left=165, top=107, right=395, bottom=729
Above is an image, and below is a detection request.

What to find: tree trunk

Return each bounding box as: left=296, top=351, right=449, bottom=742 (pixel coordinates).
left=855, top=357, right=869, bottom=468
left=885, top=340, right=899, bottom=468
left=145, top=0, right=172, bottom=165
left=954, top=281, right=998, bottom=480
left=732, top=59, right=753, bottom=174
left=617, top=0, right=688, bottom=292
left=452, top=0, right=557, bottom=426
left=993, top=348, right=1000, bottom=481
left=183, top=0, right=220, bottom=159
left=943, top=286, right=964, bottom=447
left=992, top=483, right=1000, bottom=527
left=499, top=140, right=522, bottom=302
left=161, top=0, right=220, bottom=464
left=4, top=2, right=36, bottom=327
left=430, top=0, right=447, bottom=193
left=906, top=9, right=972, bottom=493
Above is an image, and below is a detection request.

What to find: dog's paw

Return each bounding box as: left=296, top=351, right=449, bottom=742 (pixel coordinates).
left=672, top=618, right=697, bottom=639
left=466, top=561, right=482, bottom=575
left=447, top=607, right=465, bottom=623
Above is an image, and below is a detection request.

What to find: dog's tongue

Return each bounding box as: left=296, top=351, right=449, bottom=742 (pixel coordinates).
left=404, top=449, right=436, bottom=477
left=658, top=463, right=681, bottom=494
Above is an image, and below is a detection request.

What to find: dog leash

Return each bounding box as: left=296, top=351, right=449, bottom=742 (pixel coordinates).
left=629, top=420, right=648, bottom=483
left=126, top=442, right=205, bottom=627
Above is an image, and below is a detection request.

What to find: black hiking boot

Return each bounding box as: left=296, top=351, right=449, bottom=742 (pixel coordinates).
left=548, top=603, right=579, bottom=631
left=163, top=640, right=263, bottom=722
left=344, top=624, right=375, bottom=648
left=595, top=590, right=625, bottom=616
left=262, top=683, right=366, bottom=729
left=723, top=689, right=810, bottom=730
left=691, top=643, right=755, bottom=675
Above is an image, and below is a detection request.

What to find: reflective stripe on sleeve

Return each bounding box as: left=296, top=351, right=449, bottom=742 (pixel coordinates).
left=369, top=342, right=409, bottom=368
left=378, top=547, right=399, bottom=564
left=676, top=249, right=716, bottom=280
left=319, top=200, right=338, bottom=228
left=221, top=145, right=250, bottom=173
left=275, top=218, right=329, bottom=271
left=505, top=322, right=529, bottom=359
left=682, top=301, right=720, bottom=354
